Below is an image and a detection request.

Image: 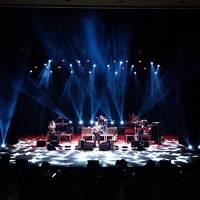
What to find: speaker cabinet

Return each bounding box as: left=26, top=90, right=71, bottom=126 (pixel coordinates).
left=78, top=139, right=85, bottom=150
left=151, top=123, right=161, bottom=142
left=36, top=140, right=46, bottom=147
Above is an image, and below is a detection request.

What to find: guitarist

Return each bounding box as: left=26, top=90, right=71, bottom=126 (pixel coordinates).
left=92, top=122, right=102, bottom=147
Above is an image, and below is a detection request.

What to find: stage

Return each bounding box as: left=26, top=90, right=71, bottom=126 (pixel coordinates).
left=2, top=133, right=198, bottom=168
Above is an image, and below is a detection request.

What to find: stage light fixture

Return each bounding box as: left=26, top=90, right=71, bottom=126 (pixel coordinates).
left=120, top=120, right=124, bottom=125
left=1, top=143, right=6, bottom=148
left=110, top=121, right=114, bottom=125
left=79, top=120, right=83, bottom=125
left=188, top=145, right=193, bottom=150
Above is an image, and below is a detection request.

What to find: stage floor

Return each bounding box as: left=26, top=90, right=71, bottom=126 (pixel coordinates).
left=2, top=134, right=198, bottom=168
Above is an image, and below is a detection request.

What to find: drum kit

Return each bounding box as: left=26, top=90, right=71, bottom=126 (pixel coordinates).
left=130, top=118, right=152, bottom=136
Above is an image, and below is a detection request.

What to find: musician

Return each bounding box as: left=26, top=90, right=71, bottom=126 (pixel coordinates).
left=92, top=122, right=102, bottom=147
left=131, top=113, right=138, bottom=124
left=130, top=113, right=139, bottom=135
left=138, top=122, right=144, bottom=143
left=48, top=120, right=56, bottom=137
left=99, top=115, right=105, bottom=125
left=55, top=115, right=64, bottom=132
left=99, top=115, right=108, bottom=134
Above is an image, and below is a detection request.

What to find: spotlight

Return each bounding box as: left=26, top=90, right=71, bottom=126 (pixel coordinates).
left=188, top=145, right=193, bottom=150
left=110, top=121, right=114, bottom=125
left=0, top=143, right=7, bottom=152
left=79, top=120, right=83, bottom=125
left=120, top=120, right=124, bottom=125
left=90, top=120, right=94, bottom=125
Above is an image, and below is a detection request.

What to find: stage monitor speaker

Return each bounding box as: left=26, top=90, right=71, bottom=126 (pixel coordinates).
left=87, top=160, right=99, bottom=167
left=141, top=141, right=149, bottom=147
left=36, top=140, right=46, bottom=147
left=99, top=142, right=110, bottom=151
left=83, top=142, right=94, bottom=150
left=137, top=143, right=145, bottom=151
left=50, top=140, right=59, bottom=146
left=131, top=141, right=139, bottom=147
left=47, top=143, right=56, bottom=150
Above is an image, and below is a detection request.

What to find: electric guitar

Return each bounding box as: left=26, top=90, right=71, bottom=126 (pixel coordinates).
left=92, top=125, right=103, bottom=136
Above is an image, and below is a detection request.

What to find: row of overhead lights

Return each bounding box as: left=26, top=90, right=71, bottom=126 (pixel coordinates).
left=29, top=59, right=162, bottom=74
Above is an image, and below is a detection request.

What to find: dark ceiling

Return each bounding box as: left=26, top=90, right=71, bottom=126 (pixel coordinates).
left=0, top=0, right=200, bottom=8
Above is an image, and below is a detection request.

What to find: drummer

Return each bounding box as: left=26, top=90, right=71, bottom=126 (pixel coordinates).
left=131, top=113, right=139, bottom=124
left=55, top=115, right=65, bottom=132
